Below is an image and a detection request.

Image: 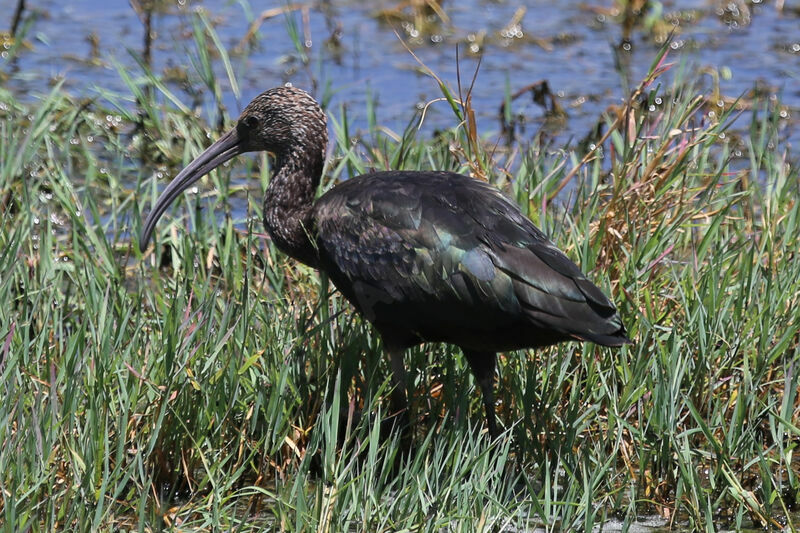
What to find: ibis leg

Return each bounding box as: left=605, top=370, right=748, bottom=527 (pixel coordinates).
left=462, top=350, right=499, bottom=439
left=386, top=346, right=412, bottom=448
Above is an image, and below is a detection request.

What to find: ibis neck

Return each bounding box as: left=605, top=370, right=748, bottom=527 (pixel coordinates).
left=263, top=147, right=323, bottom=267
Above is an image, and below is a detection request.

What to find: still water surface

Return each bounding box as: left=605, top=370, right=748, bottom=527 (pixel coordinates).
left=6, top=0, right=799, bottom=146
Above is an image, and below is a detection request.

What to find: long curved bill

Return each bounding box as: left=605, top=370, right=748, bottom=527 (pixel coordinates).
left=139, top=128, right=244, bottom=251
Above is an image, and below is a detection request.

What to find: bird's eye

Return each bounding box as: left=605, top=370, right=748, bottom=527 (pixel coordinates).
left=243, top=115, right=259, bottom=129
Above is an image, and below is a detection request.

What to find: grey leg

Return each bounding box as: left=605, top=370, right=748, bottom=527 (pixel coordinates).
left=462, top=350, right=499, bottom=439
left=386, top=346, right=412, bottom=448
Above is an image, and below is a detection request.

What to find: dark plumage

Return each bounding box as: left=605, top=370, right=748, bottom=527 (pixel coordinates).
left=140, top=86, right=630, bottom=439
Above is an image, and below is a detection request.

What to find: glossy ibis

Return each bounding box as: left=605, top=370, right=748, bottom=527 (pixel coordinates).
left=140, top=86, right=629, bottom=439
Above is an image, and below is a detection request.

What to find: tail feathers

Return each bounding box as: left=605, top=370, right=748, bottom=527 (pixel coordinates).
left=563, top=304, right=631, bottom=347
left=523, top=303, right=631, bottom=347
left=571, top=328, right=632, bottom=347
left=489, top=241, right=630, bottom=347
left=574, top=277, right=617, bottom=314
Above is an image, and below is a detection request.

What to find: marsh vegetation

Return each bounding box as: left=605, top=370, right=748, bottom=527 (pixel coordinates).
left=1, top=1, right=799, bottom=531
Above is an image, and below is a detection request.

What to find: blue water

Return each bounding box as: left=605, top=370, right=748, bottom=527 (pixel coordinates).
left=5, top=0, right=798, bottom=146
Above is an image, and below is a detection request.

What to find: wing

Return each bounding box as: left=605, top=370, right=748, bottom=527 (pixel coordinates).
left=312, top=171, right=627, bottom=348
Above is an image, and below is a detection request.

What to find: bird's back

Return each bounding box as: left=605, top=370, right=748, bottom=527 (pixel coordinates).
left=312, top=171, right=628, bottom=351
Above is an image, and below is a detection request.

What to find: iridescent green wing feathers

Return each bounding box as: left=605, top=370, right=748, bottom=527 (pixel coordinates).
left=312, top=171, right=627, bottom=346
